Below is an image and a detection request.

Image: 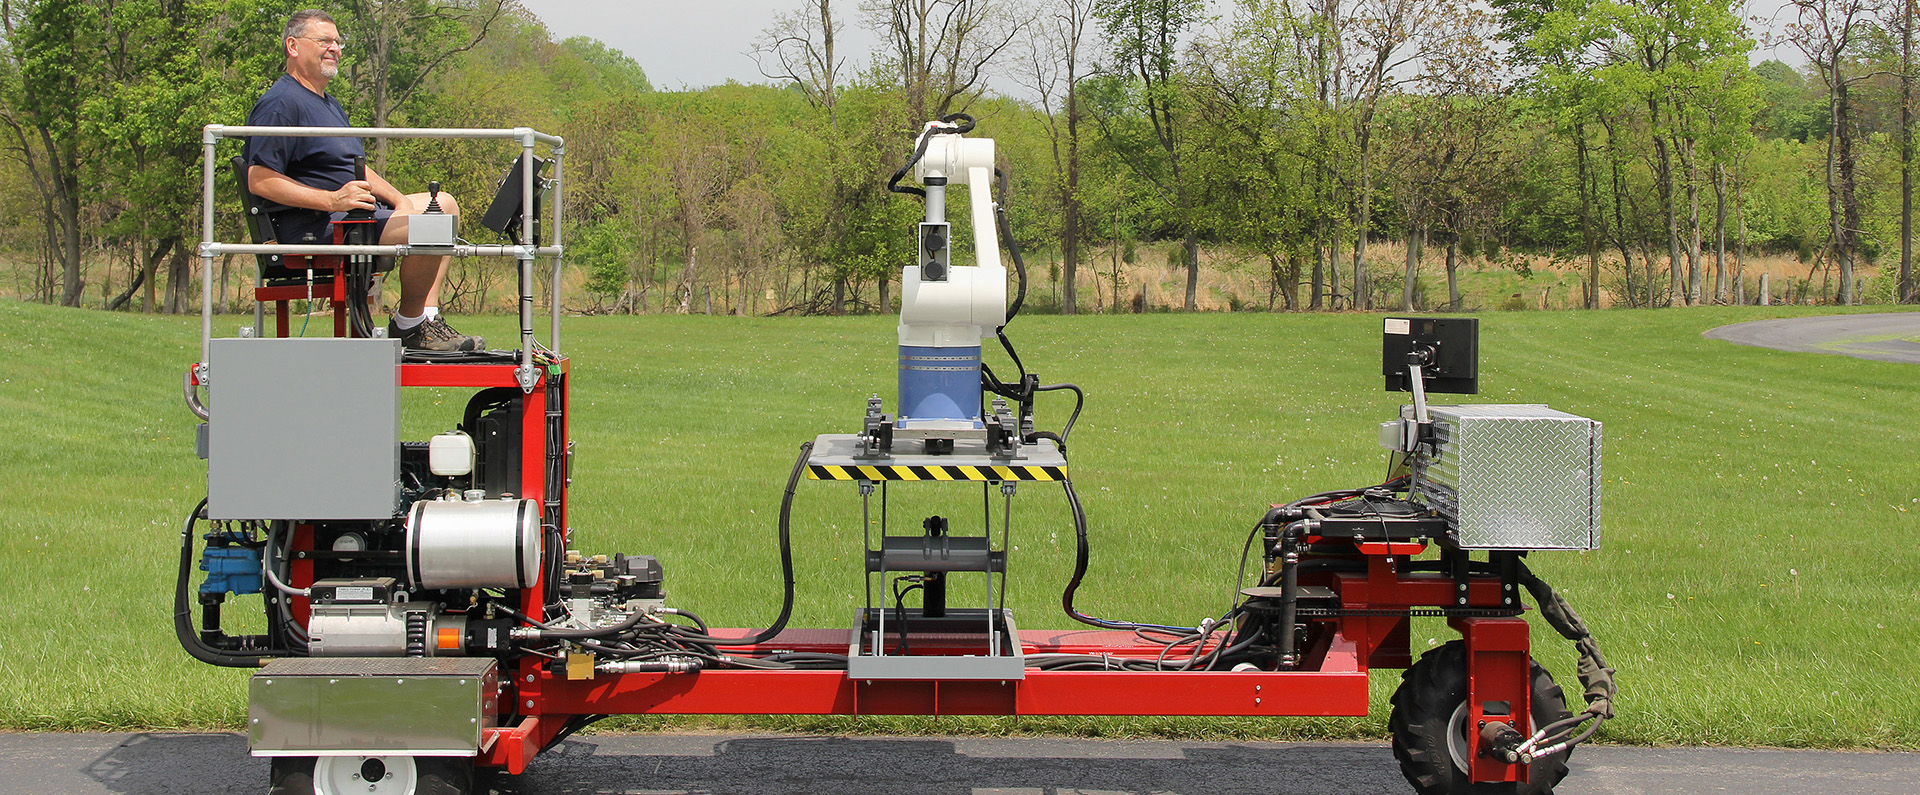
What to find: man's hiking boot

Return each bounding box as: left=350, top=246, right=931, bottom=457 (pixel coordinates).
left=388, top=316, right=484, bottom=352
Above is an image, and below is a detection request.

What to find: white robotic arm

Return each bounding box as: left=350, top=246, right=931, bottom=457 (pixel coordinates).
left=897, top=125, right=1006, bottom=350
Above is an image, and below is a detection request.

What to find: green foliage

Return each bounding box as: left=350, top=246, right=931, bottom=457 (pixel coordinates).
left=1752, top=59, right=1827, bottom=142
left=0, top=0, right=1913, bottom=314
left=576, top=215, right=640, bottom=301
left=556, top=36, right=651, bottom=95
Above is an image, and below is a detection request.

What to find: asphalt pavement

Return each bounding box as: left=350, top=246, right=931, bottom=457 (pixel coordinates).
left=1703, top=312, right=1920, bottom=364
left=9, top=731, right=1919, bottom=795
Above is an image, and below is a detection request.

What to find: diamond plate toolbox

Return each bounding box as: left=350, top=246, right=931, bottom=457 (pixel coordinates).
left=1404, top=404, right=1601, bottom=550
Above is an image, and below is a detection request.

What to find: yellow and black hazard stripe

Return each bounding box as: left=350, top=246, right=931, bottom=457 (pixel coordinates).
left=808, top=463, right=1067, bottom=482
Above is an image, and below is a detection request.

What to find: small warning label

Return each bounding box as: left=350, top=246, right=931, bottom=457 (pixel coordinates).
left=1384, top=318, right=1411, bottom=335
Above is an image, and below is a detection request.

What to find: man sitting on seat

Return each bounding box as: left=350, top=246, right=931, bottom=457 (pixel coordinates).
left=244, top=8, right=481, bottom=352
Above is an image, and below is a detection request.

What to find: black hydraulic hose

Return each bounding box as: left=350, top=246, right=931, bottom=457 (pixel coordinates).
left=1027, top=430, right=1065, bottom=453
left=542, top=714, right=611, bottom=752
left=1059, top=479, right=1183, bottom=631
left=524, top=608, right=651, bottom=640
left=175, top=499, right=278, bottom=668
left=886, top=112, right=975, bottom=198
left=993, top=167, right=1028, bottom=324
left=1034, top=383, right=1084, bottom=442
left=1515, top=559, right=1618, bottom=720
left=712, top=440, right=811, bottom=648
left=1059, top=479, right=1113, bottom=629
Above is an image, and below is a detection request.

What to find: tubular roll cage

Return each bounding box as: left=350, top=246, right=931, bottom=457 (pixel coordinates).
left=196, top=125, right=568, bottom=373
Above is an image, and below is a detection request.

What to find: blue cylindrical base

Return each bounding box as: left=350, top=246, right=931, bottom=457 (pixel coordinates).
left=898, top=345, right=981, bottom=424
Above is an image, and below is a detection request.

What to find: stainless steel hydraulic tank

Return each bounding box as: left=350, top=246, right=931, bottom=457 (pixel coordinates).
left=1404, top=404, right=1602, bottom=550
left=405, top=497, right=543, bottom=590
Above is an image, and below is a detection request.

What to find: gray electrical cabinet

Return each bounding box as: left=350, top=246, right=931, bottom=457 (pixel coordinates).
left=207, top=337, right=402, bottom=520
left=1405, top=404, right=1602, bottom=550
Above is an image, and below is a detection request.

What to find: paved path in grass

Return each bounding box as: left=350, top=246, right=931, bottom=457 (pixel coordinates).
left=8, top=731, right=1920, bottom=794
left=1705, top=312, right=1920, bottom=364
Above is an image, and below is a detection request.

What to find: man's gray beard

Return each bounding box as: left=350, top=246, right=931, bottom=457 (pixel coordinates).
left=320, top=62, right=338, bottom=79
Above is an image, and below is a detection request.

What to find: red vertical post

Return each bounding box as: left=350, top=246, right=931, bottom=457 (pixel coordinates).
left=1452, top=616, right=1531, bottom=785
left=515, top=372, right=550, bottom=721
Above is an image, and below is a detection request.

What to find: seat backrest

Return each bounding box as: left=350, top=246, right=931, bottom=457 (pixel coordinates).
left=232, top=156, right=279, bottom=244
left=232, top=156, right=339, bottom=282
left=232, top=155, right=295, bottom=277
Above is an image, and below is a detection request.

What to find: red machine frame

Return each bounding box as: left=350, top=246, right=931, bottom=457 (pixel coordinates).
left=257, top=356, right=1541, bottom=787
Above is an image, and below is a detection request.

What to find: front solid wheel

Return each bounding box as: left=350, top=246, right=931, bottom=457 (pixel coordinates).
left=1388, top=641, right=1574, bottom=794
left=269, top=755, right=472, bottom=795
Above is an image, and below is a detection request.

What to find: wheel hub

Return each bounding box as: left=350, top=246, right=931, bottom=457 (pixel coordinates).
left=313, top=755, right=417, bottom=795
left=1446, top=700, right=1474, bottom=774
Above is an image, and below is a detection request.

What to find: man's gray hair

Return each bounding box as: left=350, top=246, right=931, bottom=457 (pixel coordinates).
left=284, top=9, right=335, bottom=41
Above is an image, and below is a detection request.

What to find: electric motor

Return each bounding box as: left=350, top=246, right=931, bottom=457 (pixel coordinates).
left=404, top=497, right=542, bottom=590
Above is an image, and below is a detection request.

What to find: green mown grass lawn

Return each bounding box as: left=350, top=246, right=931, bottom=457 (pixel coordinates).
left=1, top=300, right=1914, bottom=747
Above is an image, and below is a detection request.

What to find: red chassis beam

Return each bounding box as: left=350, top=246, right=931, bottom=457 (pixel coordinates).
left=526, top=628, right=1369, bottom=719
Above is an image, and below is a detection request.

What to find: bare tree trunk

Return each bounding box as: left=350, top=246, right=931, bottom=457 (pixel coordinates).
left=1714, top=163, right=1728, bottom=303
left=167, top=244, right=191, bottom=314
left=1737, top=168, right=1749, bottom=304
left=1684, top=139, right=1703, bottom=305
left=1903, top=0, right=1916, bottom=302
left=1446, top=238, right=1460, bottom=310
left=1354, top=150, right=1373, bottom=310
left=109, top=237, right=173, bottom=312
left=1062, top=16, right=1085, bottom=316
left=1574, top=122, right=1601, bottom=309
left=678, top=246, right=698, bottom=315
left=1182, top=232, right=1199, bottom=311
left=1310, top=225, right=1326, bottom=309
left=1654, top=130, right=1681, bottom=307
left=1402, top=227, right=1422, bottom=310
left=1827, top=66, right=1861, bottom=304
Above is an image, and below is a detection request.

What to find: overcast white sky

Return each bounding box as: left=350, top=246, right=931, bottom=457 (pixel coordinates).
left=514, top=1, right=884, bottom=92
left=516, top=0, right=1806, bottom=95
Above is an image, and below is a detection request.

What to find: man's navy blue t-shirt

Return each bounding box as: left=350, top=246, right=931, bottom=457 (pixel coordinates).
left=243, top=74, right=365, bottom=240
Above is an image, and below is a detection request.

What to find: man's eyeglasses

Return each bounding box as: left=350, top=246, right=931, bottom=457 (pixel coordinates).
left=295, top=36, right=347, bottom=51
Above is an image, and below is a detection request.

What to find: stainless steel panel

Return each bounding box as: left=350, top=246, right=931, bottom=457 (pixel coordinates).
left=847, top=609, right=1025, bottom=680
left=1406, top=404, right=1602, bottom=550
left=208, top=338, right=401, bottom=520
left=846, top=653, right=1028, bottom=680
left=248, top=658, right=496, bottom=756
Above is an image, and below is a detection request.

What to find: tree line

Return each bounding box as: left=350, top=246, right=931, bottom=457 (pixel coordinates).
left=2, top=0, right=1916, bottom=316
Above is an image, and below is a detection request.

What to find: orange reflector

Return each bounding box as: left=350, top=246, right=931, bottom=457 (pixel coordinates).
left=437, top=628, right=461, bottom=649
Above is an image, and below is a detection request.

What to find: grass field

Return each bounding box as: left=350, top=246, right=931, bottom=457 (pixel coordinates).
left=0, top=300, right=1915, bottom=748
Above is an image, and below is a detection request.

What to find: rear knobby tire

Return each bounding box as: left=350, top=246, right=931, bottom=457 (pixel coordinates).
left=1389, top=640, right=1573, bottom=795
left=267, top=757, right=315, bottom=795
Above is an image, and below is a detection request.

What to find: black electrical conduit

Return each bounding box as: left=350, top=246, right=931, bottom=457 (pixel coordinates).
left=175, top=498, right=281, bottom=668
left=885, top=113, right=975, bottom=199
left=711, top=440, right=811, bottom=648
